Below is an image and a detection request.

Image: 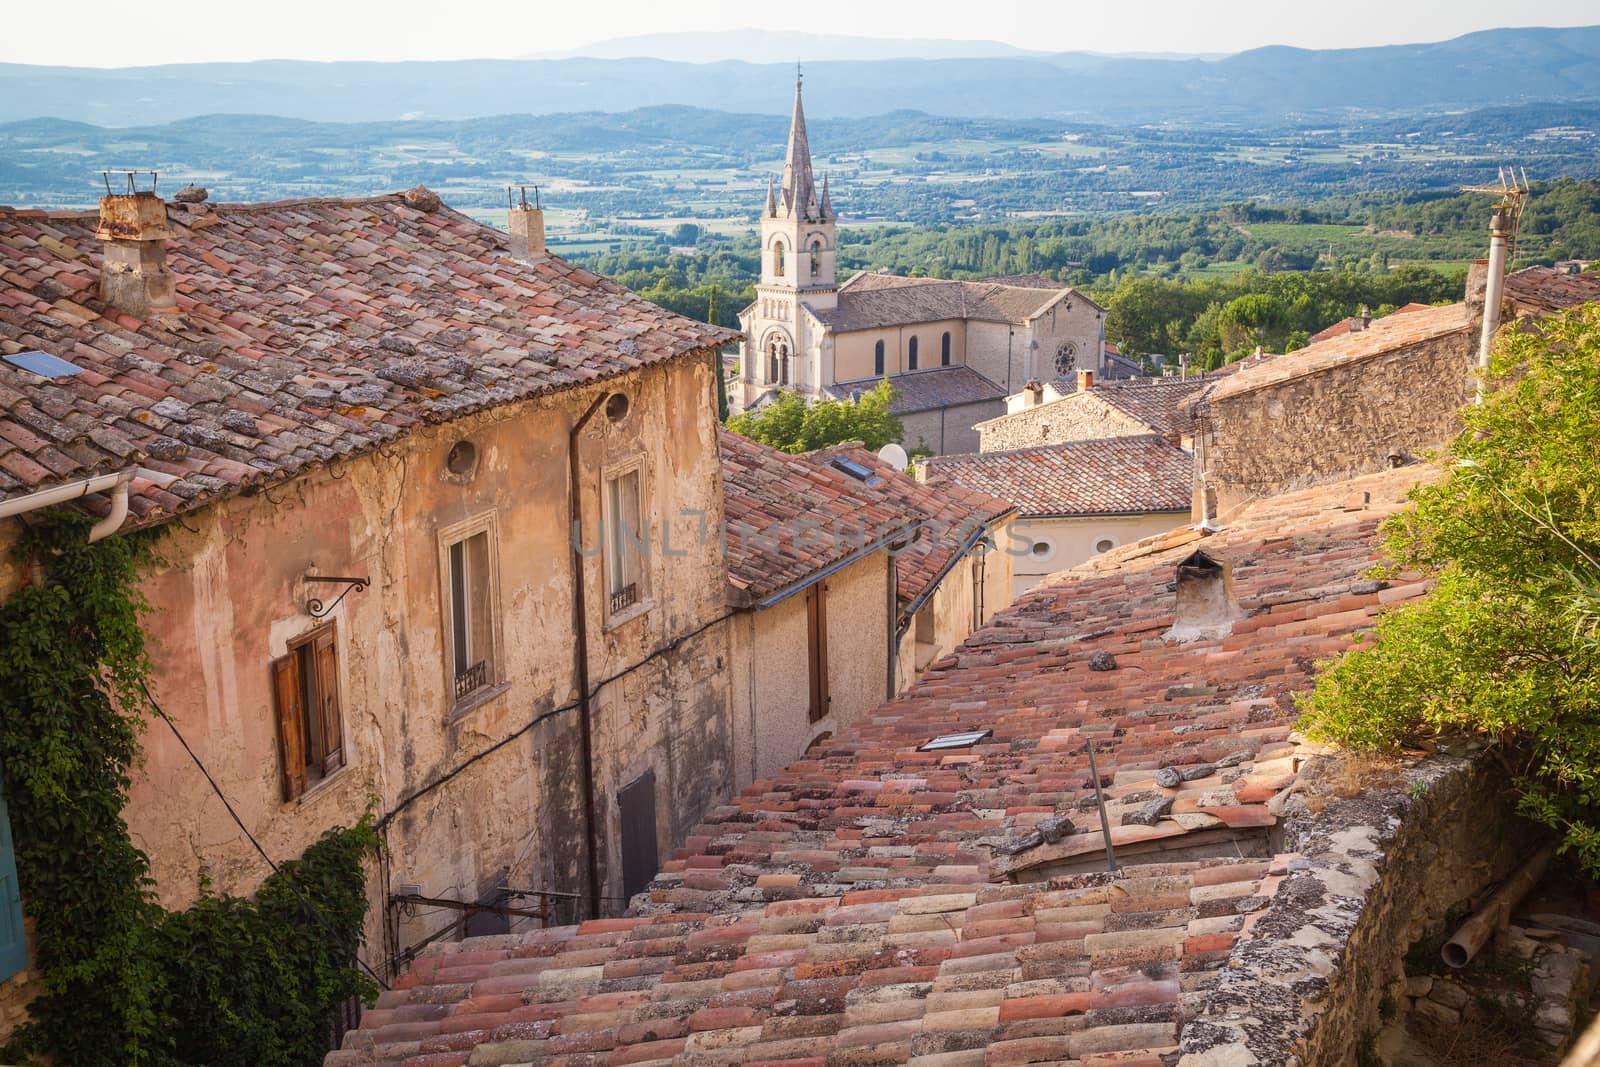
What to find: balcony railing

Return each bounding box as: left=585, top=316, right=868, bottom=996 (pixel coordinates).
left=609, top=582, right=639, bottom=615
left=454, top=660, right=490, bottom=701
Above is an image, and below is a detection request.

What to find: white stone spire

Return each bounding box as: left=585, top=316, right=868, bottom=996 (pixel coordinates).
left=780, top=71, right=819, bottom=220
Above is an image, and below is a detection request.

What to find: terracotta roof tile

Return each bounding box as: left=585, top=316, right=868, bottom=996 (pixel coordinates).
left=336, top=465, right=1432, bottom=1067
left=803, top=443, right=1014, bottom=609
left=719, top=430, right=915, bottom=602
left=817, top=272, right=1099, bottom=333
left=920, top=436, right=1193, bottom=518
left=0, top=193, right=738, bottom=520
left=1503, top=265, right=1600, bottom=316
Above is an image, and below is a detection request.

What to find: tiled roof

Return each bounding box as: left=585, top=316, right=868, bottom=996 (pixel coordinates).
left=804, top=443, right=1015, bottom=610
left=1504, top=265, right=1600, bottom=315
left=825, top=366, right=1006, bottom=415
left=920, top=436, right=1194, bottom=518
left=1306, top=302, right=1434, bottom=345
left=1204, top=302, right=1474, bottom=403
left=818, top=272, right=1095, bottom=333
left=1080, top=379, right=1208, bottom=438
left=718, top=429, right=915, bottom=603
left=0, top=193, right=737, bottom=521
left=334, top=465, right=1432, bottom=1067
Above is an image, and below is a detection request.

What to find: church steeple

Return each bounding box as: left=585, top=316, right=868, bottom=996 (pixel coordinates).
left=819, top=173, right=833, bottom=220
left=780, top=69, right=819, bottom=221
left=765, top=174, right=777, bottom=217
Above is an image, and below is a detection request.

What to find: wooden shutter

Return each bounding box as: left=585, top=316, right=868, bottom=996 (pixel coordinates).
left=807, top=581, right=831, bottom=723
left=271, top=653, right=307, bottom=801
left=0, top=766, right=28, bottom=982
left=313, top=628, right=345, bottom=776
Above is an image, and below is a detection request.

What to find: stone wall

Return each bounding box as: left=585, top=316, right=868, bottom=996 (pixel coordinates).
left=976, top=392, right=1151, bottom=453
left=1176, top=751, right=1531, bottom=1067
left=1194, top=328, right=1475, bottom=519
left=901, top=398, right=1007, bottom=456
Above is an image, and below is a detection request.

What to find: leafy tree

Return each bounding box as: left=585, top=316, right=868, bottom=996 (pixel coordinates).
left=725, top=379, right=904, bottom=454
left=1299, top=304, right=1600, bottom=872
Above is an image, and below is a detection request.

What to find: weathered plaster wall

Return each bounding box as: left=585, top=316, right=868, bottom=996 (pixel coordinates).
left=901, top=399, right=1006, bottom=456
left=1010, top=513, right=1189, bottom=597
left=727, top=552, right=890, bottom=789
left=1176, top=752, right=1530, bottom=1067
left=896, top=523, right=1016, bottom=688
left=1194, top=329, right=1475, bottom=519
left=0, top=351, right=734, bottom=1042
left=976, top=392, right=1151, bottom=453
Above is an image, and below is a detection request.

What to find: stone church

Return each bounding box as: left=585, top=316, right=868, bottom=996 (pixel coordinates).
left=733, top=76, right=1108, bottom=454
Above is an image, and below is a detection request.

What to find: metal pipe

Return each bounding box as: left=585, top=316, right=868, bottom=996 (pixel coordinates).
left=568, top=390, right=611, bottom=921
left=886, top=552, right=899, bottom=700
left=1442, top=845, right=1552, bottom=968
left=1475, top=207, right=1512, bottom=404
left=1085, top=738, right=1117, bottom=873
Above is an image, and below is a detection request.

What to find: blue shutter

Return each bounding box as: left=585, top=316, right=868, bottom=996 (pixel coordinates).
left=0, top=766, right=27, bottom=982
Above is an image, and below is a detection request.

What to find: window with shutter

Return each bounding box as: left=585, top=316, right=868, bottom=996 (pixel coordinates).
left=806, top=580, right=830, bottom=723
left=272, top=622, right=346, bottom=802
left=605, top=464, right=647, bottom=616
left=0, top=766, right=28, bottom=982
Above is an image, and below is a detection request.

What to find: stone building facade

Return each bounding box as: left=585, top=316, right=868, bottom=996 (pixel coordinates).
left=732, top=77, right=1105, bottom=455
left=0, top=186, right=740, bottom=1033
left=976, top=373, right=1205, bottom=453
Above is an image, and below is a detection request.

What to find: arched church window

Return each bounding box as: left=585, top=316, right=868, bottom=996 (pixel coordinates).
left=773, top=242, right=785, bottom=278
left=941, top=331, right=952, bottom=366
left=810, top=239, right=822, bottom=276
left=780, top=343, right=790, bottom=386
left=874, top=339, right=885, bottom=376
left=908, top=335, right=919, bottom=371
left=768, top=340, right=779, bottom=384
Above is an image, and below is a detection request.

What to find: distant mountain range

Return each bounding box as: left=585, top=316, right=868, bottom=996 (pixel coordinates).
left=2, top=25, right=1597, bottom=127
left=532, top=30, right=1045, bottom=63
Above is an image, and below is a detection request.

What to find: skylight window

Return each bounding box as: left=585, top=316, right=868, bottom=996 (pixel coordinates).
left=918, top=729, right=992, bottom=752
left=831, top=458, right=881, bottom=486
left=2, top=350, right=81, bottom=379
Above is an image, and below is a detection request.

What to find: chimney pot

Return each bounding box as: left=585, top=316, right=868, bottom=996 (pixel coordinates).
left=1077, top=368, right=1094, bottom=391
left=96, top=191, right=175, bottom=318
left=1164, top=549, right=1245, bottom=643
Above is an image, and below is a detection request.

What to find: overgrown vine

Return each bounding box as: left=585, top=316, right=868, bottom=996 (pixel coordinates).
left=0, top=511, right=378, bottom=1066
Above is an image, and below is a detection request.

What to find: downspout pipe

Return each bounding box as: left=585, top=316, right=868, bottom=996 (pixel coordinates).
left=567, top=390, right=610, bottom=921
left=1475, top=206, right=1512, bottom=404
left=0, top=469, right=135, bottom=542
left=1442, top=845, right=1552, bottom=968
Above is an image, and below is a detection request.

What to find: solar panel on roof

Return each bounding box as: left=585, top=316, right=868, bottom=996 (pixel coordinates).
left=2, top=350, right=81, bottom=379
left=918, top=729, right=992, bottom=752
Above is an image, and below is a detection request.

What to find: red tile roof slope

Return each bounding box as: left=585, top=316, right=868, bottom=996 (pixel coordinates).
left=334, top=465, right=1432, bottom=1067
left=921, top=436, right=1193, bottom=518
left=1205, top=303, right=1473, bottom=403
left=1306, top=302, right=1435, bottom=345
left=719, top=429, right=916, bottom=602
left=1089, top=378, right=1207, bottom=438
left=0, top=193, right=737, bottom=521
left=805, top=443, right=1015, bottom=609
left=1504, top=265, right=1600, bottom=315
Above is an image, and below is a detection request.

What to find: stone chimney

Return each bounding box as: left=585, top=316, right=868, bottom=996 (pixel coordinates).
left=507, top=185, right=546, bottom=261
left=1164, top=549, right=1245, bottom=643
left=1077, top=368, right=1094, bottom=391
left=1023, top=379, right=1044, bottom=408
left=1465, top=259, right=1489, bottom=313
left=96, top=189, right=176, bottom=318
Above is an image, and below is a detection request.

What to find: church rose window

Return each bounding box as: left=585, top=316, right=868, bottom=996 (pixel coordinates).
left=1055, top=341, right=1077, bottom=377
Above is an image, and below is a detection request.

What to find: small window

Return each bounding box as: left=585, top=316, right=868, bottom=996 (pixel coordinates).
left=271, top=623, right=346, bottom=801
left=605, top=466, right=646, bottom=615
left=440, top=517, right=501, bottom=708
left=773, top=241, right=786, bottom=278
left=908, top=335, right=919, bottom=370
left=806, top=581, right=830, bottom=723
left=1094, top=537, right=1117, bottom=554
left=810, top=239, right=822, bottom=276
left=768, top=340, right=780, bottom=384
left=919, top=729, right=992, bottom=752
left=874, top=339, right=885, bottom=376
left=941, top=331, right=952, bottom=366
left=1030, top=538, right=1054, bottom=560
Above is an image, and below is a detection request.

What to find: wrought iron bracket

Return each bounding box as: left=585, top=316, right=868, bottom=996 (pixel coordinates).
left=305, top=575, right=368, bottom=618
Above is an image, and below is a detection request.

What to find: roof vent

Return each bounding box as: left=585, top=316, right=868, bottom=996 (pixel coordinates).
left=919, top=729, right=992, bottom=752
left=1164, top=549, right=1245, bottom=643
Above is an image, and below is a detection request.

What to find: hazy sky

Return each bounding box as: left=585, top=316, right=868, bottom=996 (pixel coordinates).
left=4, top=0, right=1595, bottom=67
